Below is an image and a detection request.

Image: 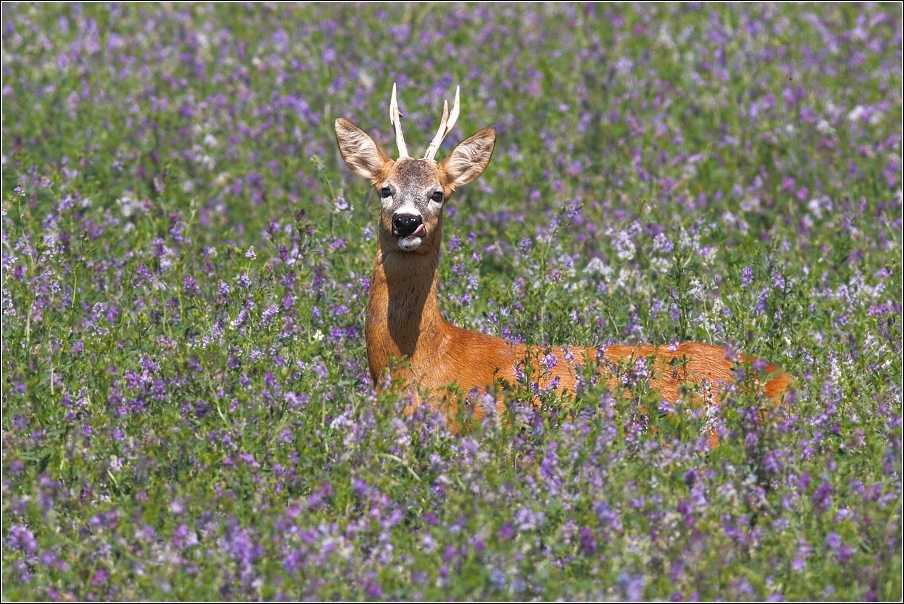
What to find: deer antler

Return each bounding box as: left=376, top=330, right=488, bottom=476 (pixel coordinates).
left=424, top=85, right=460, bottom=161
left=389, top=83, right=409, bottom=158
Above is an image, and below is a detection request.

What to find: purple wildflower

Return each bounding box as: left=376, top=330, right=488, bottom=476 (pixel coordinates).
left=741, top=266, right=754, bottom=288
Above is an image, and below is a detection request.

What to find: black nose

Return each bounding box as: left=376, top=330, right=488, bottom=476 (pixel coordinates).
left=392, top=213, right=422, bottom=237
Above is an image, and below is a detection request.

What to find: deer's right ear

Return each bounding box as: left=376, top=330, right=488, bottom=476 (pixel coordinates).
left=334, top=118, right=394, bottom=184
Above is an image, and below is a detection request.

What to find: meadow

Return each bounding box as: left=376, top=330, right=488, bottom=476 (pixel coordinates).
left=2, top=3, right=901, bottom=600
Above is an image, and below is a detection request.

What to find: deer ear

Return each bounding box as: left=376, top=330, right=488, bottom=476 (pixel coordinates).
left=334, top=118, right=394, bottom=184
left=440, top=128, right=496, bottom=191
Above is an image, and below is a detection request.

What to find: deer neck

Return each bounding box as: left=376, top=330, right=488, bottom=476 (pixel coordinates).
left=366, top=225, right=448, bottom=385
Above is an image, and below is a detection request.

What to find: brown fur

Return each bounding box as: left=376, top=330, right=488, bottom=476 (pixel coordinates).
left=335, top=115, right=792, bottom=437
left=367, top=230, right=791, bottom=420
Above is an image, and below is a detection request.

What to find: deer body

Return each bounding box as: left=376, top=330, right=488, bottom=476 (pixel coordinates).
left=336, top=85, right=790, bottom=423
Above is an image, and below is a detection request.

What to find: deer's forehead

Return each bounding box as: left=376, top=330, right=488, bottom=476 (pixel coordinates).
left=386, top=159, right=442, bottom=190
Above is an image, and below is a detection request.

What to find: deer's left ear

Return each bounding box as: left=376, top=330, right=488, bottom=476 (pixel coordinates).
left=439, top=128, right=496, bottom=191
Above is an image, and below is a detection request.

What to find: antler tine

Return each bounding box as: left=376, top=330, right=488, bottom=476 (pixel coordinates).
left=424, top=85, right=461, bottom=161
left=424, top=101, right=449, bottom=161
left=447, top=85, right=460, bottom=136
left=389, top=83, right=409, bottom=158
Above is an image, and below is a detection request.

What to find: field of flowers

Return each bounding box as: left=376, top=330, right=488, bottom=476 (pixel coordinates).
left=2, top=3, right=901, bottom=600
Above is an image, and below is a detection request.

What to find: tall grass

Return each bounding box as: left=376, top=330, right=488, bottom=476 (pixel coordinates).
left=2, top=3, right=901, bottom=600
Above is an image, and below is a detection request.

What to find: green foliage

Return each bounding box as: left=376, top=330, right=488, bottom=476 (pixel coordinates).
left=2, top=3, right=901, bottom=601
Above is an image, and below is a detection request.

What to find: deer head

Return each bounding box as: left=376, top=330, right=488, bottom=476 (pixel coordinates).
left=334, top=84, right=496, bottom=256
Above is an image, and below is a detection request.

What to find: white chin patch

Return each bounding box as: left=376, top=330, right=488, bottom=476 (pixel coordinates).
left=397, top=236, right=423, bottom=251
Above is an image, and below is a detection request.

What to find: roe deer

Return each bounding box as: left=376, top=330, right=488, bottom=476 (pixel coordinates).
left=334, top=84, right=791, bottom=429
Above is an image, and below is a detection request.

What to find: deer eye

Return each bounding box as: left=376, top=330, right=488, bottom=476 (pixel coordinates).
left=380, top=187, right=391, bottom=198
left=430, top=191, right=443, bottom=203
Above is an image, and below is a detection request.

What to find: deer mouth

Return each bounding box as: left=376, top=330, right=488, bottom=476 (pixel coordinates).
left=397, top=223, right=427, bottom=251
